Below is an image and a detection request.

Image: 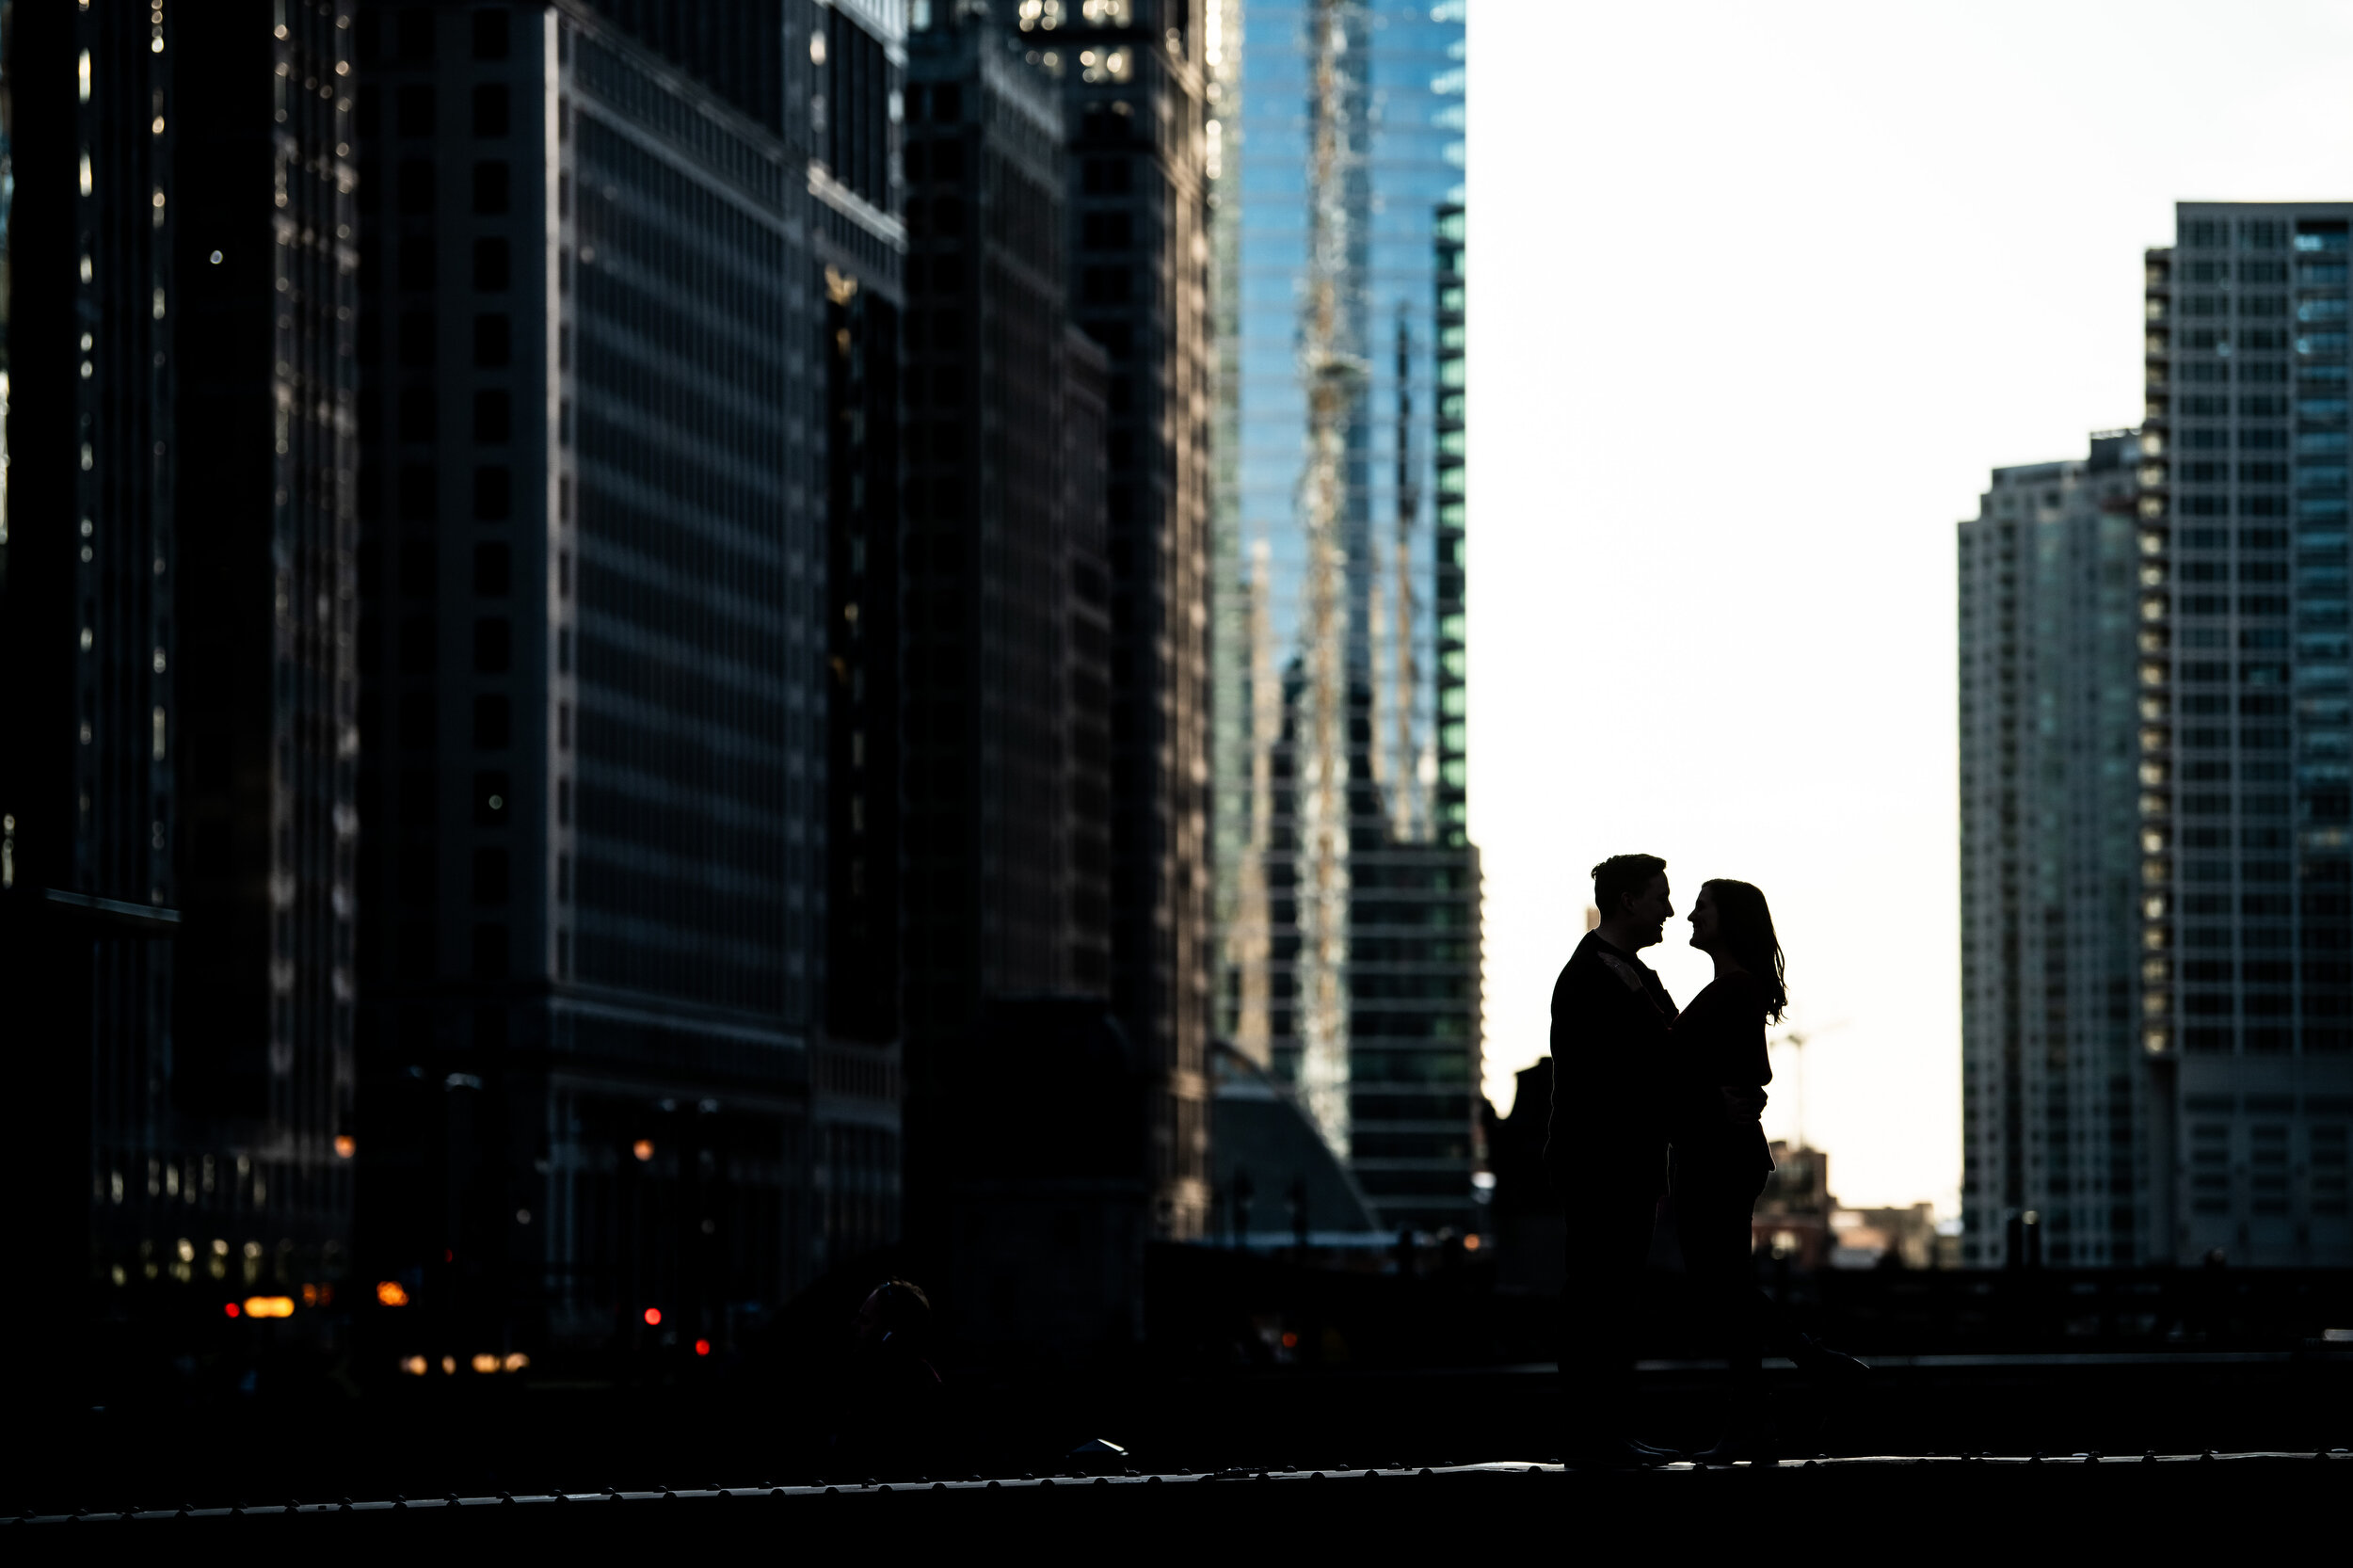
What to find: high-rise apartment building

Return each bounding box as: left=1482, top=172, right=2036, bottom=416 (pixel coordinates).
left=1958, top=436, right=2145, bottom=1267
left=2136, top=203, right=2353, bottom=1265
left=1002, top=0, right=1214, bottom=1240
left=1207, top=0, right=1482, bottom=1238
left=0, top=0, right=357, bottom=1358
left=350, top=0, right=904, bottom=1353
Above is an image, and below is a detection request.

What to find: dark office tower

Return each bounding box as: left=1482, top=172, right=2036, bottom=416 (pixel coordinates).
left=351, top=0, right=904, bottom=1352
left=999, top=0, right=1214, bottom=1241
left=1957, top=437, right=2145, bottom=1268
left=2137, top=202, right=2353, bottom=1266
left=1207, top=0, right=1484, bottom=1239
left=0, top=2, right=357, bottom=1353
left=899, top=19, right=1130, bottom=1344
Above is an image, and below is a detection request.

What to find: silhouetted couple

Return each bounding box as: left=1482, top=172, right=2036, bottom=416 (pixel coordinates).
left=1543, top=854, right=1865, bottom=1466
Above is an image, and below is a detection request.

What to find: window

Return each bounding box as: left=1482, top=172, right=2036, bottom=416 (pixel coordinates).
left=472, top=465, right=510, bottom=520
left=399, top=464, right=435, bottom=520
left=473, top=771, right=510, bottom=826
left=396, top=85, right=435, bottom=136
left=473, top=236, right=510, bottom=291
left=396, top=8, right=436, bottom=61
left=397, top=388, right=436, bottom=442
left=473, top=390, right=511, bottom=444
left=397, top=158, right=435, bottom=215
left=472, top=8, right=510, bottom=59
left=473, top=618, right=511, bottom=674
left=472, top=161, right=510, bottom=216
left=472, top=694, right=510, bottom=750
left=473, top=313, right=510, bottom=368
left=472, top=83, right=509, bottom=138
left=473, top=543, right=510, bottom=597
left=397, top=234, right=437, bottom=289
left=395, top=312, right=438, bottom=372
left=472, top=848, right=509, bottom=906
left=398, top=616, right=434, bottom=675
left=398, top=540, right=435, bottom=595
left=398, top=694, right=435, bottom=749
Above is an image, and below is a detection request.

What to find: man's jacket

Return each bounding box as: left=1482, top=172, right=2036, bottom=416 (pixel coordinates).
left=1543, top=931, right=1678, bottom=1187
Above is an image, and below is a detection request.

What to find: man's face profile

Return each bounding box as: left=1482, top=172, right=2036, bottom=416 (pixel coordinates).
left=1617, top=873, right=1673, bottom=951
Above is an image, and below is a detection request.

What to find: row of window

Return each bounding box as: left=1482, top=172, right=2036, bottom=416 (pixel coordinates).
left=2173, top=258, right=2339, bottom=282
left=364, top=82, right=514, bottom=141
left=2178, top=216, right=2348, bottom=251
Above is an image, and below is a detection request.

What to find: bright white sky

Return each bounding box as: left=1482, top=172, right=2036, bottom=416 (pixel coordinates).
left=1463, top=0, right=2353, bottom=1210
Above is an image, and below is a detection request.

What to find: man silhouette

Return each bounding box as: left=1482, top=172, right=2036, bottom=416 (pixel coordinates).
left=1544, top=853, right=1679, bottom=1466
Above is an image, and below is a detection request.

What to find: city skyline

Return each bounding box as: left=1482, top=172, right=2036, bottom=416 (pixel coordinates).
left=1465, top=0, right=2353, bottom=1212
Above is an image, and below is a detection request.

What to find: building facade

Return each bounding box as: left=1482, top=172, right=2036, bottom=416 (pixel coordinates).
left=899, top=21, right=1108, bottom=1083
left=0, top=0, right=357, bottom=1350
left=898, top=22, right=1136, bottom=1346
left=2137, top=202, right=2353, bottom=1265
left=1958, top=436, right=2145, bottom=1267
left=350, top=0, right=904, bottom=1356
left=1208, top=0, right=1481, bottom=1237
left=1001, top=0, right=1214, bottom=1241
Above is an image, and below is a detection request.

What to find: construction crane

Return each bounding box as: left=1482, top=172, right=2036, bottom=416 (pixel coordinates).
left=1767, top=1017, right=1849, bottom=1152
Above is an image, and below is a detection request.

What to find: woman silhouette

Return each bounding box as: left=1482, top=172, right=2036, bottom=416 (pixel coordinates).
left=1673, top=878, right=1865, bottom=1463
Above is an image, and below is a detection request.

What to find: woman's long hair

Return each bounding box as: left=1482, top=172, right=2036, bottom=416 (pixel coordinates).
left=1703, top=878, right=1787, bottom=1022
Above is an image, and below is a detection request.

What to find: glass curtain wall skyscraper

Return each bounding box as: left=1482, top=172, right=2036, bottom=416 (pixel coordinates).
left=1958, top=437, right=2145, bottom=1268
left=1211, top=0, right=1481, bottom=1238
left=2137, top=202, right=2353, bottom=1265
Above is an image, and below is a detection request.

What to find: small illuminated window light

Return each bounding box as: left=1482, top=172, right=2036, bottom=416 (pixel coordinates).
left=643, top=1306, right=662, bottom=1327
left=471, top=1353, right=500, bottom=1374
left=334, top=1134, right=356, bottom=1159
left=502, top=1352, right=530, bottom=1373
left=377, top=1280, right=410, bottom=1307
left=400, top=1355, right=429, bottom=1377
left=632, top=1139, right=655, bottom=1162
left=1462, top=1234, right=1481, bottom=1252
left=244, top=1295, right=296, bottom=1319
left=440, top=1355, right=457, bottom=1375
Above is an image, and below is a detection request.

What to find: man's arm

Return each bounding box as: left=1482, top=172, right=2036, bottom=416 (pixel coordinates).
left=1540, top=961, right=1581, bottom=1190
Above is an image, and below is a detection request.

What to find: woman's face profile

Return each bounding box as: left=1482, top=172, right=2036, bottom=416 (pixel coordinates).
left=1688, top=888, right=1721, bottom=954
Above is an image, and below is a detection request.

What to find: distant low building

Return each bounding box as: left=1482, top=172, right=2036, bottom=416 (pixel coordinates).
left=1482, top=1059, right=1561, bottom=1292
left=1210, top=1039, right=1382, bottom=1254
left=1752, top=1141, right=1835, bottom=1270
left=1829, top=1202, right=1941, bottom=1271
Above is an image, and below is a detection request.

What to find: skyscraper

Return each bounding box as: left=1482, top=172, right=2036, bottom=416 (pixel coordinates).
left=1209, top=0, right=1482, bottom=1238
left=350, top=0, right=904, bottom=1352
left=899, top=20, right=1109, bottom=1092
left=1001, top=0, right=1215, bottom=1241
left=0, top=0, right=357, bottom=1359
left=2136, top=203, right=2353, bottom=1265
left=1958, top=435, right=2145, bottom=1268
left=897, top=20, right=1136, bottom=1348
